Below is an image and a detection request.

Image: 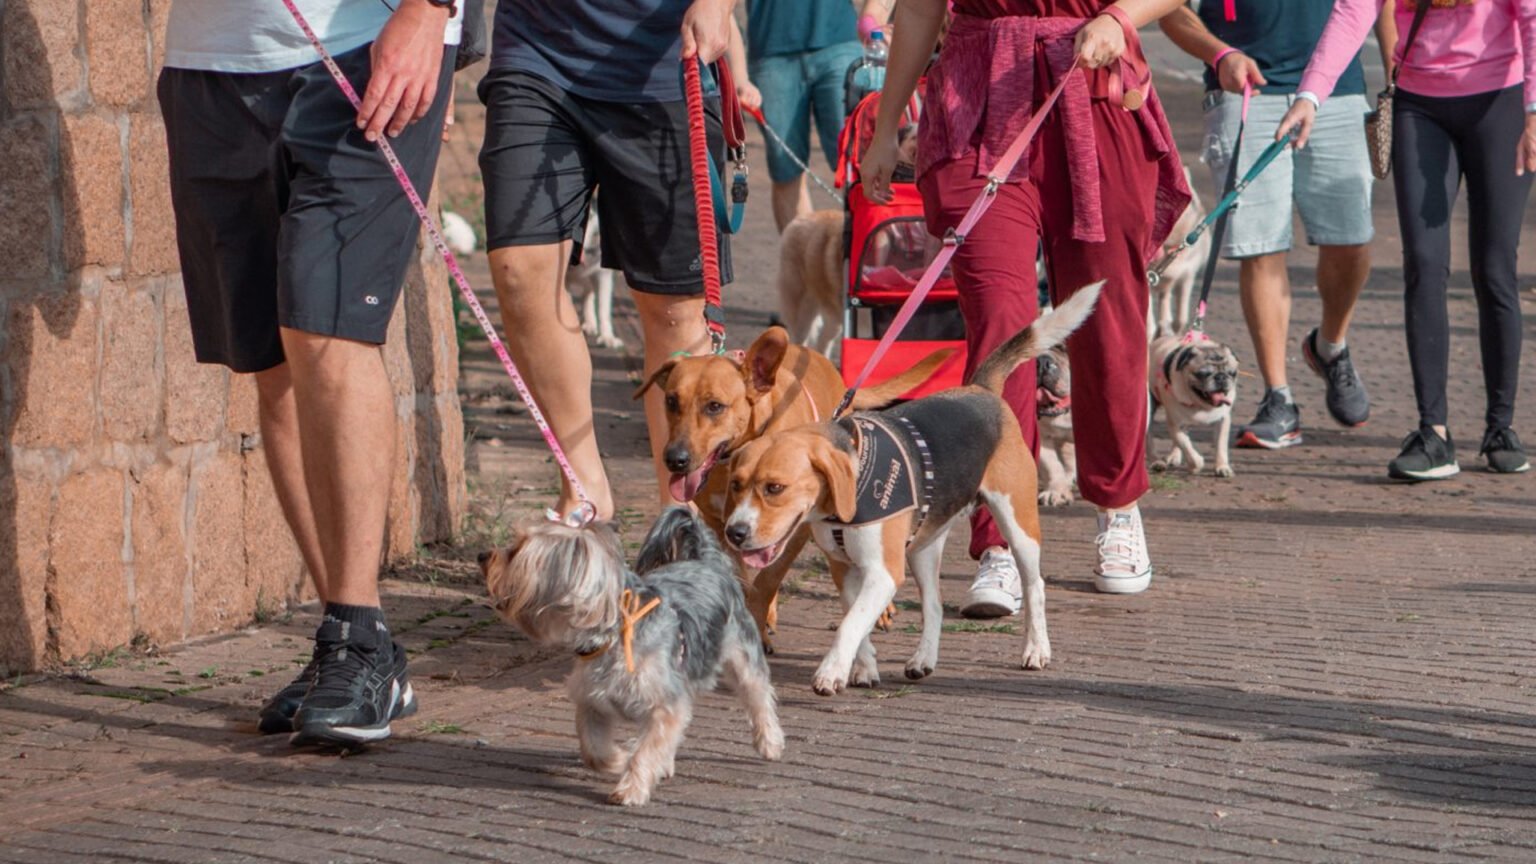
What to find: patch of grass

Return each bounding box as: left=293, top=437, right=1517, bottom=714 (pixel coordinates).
left=247, top=670, right=265, bottom=677
left=1396, top=613, right=1423, bottom=623
left=867, top=685, right=917, bottom=699
left=1148, top=474, right=1188, bottom=492
left=425, top=638, right=453, bottom=650
left=170, top=685, right=214, bottom=697
left=420, top=720, right=468, bottom=735
left=90, top=688, right=170, bottom=703
left=79, top=647, right=131, bottom=670
left=197, top=666, right=218, bottom=679
left=904, top=621, right=1016, bottom=634
left=252, top=591, right=292, bottom=626
left=895, top=600, right=961, bottom=614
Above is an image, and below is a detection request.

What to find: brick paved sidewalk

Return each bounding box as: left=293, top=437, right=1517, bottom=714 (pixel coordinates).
left=4, top=55, right=1536, bottom=863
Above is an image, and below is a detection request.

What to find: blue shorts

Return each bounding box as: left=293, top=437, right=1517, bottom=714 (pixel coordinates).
left=1201, top=91, right=1375, bottom=259
left=749, top=40, right=864, bottom=184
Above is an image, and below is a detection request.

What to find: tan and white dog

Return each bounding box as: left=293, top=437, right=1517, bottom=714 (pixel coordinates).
left=1035, top=344, right=1076, bottom=506
left=1149, top=164, right=1211, bottom=340
left=776, top=210, right=844, bottom=358
left=721, top=284, right=1101, bottom=695
left=1148, top=334, right=1240, bottom=477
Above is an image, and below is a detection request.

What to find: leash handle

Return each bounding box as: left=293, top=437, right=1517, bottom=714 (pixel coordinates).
left=834, top=59, right=1080, bottom=418
left=278, top=0, right=595, bottom=517
left=682, top=59, right=729, bottom=353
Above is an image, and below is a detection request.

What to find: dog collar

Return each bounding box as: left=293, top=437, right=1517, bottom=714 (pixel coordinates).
left=575, top=588, right=661, bottom=673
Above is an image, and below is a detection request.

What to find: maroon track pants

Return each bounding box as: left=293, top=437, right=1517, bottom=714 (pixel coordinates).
left=919, top=98, right=1157, bottom=559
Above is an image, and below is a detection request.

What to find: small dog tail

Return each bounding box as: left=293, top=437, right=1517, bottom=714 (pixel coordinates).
left=849, top=346, right=960, bottom=410
left=970, top=281, right=1102, bottom=394
left=635, top=505, right=716, bottom=574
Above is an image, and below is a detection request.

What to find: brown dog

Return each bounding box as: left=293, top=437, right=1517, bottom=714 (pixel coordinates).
left=777, top=210, right=844, bottom=358
left=635, top=327, right=953, bottom=650
left=721, top=284, right=1101, bottom=695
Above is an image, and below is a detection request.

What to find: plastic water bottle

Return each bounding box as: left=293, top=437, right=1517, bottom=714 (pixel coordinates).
left=845, top=30, right=888, bottom=113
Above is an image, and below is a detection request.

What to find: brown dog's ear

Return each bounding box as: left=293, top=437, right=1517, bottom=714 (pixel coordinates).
left=634, top=357, right=681, bottom=400
left=743, top=327, right=789, bottom=397
left=809, top=435, right=857, bottom=522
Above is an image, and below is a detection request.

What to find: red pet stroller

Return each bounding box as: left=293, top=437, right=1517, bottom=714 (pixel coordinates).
left=834, top=87, right=967, bottom=398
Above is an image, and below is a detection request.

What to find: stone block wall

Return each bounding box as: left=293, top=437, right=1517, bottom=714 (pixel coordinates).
left=0, top=0, right=467, bottom=674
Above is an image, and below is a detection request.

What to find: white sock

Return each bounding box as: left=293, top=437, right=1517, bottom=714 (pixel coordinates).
left=1268, top=385, right=1294, bottom=405
left=1318, top=336, right=1346, bottom=362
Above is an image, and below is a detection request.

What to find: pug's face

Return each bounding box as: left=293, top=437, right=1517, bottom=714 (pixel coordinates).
left=1036, top=346, right=1071, bottom=418
left=1170, top=342, right=1239, bottom=409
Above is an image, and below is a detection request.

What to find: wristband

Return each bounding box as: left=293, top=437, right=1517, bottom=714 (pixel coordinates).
left=858, top=13, right=880, bottom=42
left=1210, top=47, right=1239, bottom=71
left=1526, top=101, right=1536, bottom=114
left=1296, top=91, right=1321, bottom=109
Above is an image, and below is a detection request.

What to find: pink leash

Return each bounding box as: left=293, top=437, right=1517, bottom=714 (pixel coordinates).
left=834, top=58, right=1081, bottom=418
left=278, top=0, right=595, bottom=521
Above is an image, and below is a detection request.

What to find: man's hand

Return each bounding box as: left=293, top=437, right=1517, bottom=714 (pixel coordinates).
left=681, top=0, right=733, bottom=64
left=737, top=80, right=763, bottom=114
left=1074, top=14, right=1127, bottom=69
left=356, top=0, right=449, bottom=143
left=1518, top=114, right=1536, bottom=177
left=1276, top=98, right=1317, bottom=149
left=1215, top=50, right=1267, bottom=94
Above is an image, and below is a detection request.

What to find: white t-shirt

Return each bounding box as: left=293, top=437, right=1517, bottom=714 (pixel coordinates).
left=164, top=0, right=463, bottom=73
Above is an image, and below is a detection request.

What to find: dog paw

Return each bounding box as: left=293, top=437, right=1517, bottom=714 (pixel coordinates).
left=659, top=755, right=676, bottom=780
left=849, top=664, right=880, bottom=689
left=903, top=657, right=935, bottom=680
left=811, top=670, right=847, bottom=696
left=1020, top=640, right=1052, bottom=671
left=1215, top=465, right=1234, bottom=478
left=754, top=722, right=785, bottom=761
left=608, top=776, right=654, bottom=807
left=1150, top=459, right=1170, bottom=473
left=875, top=603, right=898, bottom=631
left=595, top=334, right=625, bottom=350
left=1038, top=488, right=1075, bottom=507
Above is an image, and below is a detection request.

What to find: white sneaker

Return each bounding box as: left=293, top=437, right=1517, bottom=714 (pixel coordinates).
left=1094, top=507, right=1152, bottom=594
left=961, top=547, right=1023, bottom=618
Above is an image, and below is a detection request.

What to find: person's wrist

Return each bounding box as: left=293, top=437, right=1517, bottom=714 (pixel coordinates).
left=400, top=0, right=452, bottom=17
left=1525, top=101, right=1536, bottom=115
left=1210, top=46, right=1239, bottom=70
left=1296, top=91, right=1321, bottom=110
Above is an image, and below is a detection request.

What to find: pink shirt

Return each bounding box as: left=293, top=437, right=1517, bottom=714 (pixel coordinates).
left=1298, top=0, right=1536, bottom=105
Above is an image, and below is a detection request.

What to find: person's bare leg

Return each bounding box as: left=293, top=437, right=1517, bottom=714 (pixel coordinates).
left=488, top=242, right=615, bottom=520
left=253, top=364, right=329, bottom=602
left=631, top=290, right=710, bottom=508
left=1315, top=243, right=1370, bottom=344
left=770, top=176, right=813, bottom=233
left=278, top=330, right=396, bottom=608
left=1238, top=251, right=1292, bottom=390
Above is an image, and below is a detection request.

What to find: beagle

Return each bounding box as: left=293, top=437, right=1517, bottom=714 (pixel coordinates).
left=635, top=327, right=956, bottom=650
left=722, top=284, right=1102, bottom=695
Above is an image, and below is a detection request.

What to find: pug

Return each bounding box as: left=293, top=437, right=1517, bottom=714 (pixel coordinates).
left=1147, top=334, right=1239, bottom=477
left=1035, top=344, right=1076, bottom=506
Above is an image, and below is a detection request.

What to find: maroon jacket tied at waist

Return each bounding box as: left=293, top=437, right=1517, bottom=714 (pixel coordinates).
left=916, top=12, right=1192, bottom=261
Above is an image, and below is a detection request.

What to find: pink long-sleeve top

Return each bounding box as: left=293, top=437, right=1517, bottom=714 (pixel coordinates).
left=1298, top=0, right=1536, bottom=106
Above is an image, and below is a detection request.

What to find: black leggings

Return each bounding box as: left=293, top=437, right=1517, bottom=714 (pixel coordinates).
left=1393, top=85, right=1532, bottom=431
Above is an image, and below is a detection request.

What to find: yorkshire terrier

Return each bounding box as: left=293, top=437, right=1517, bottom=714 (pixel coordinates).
left=479, top=506, right=784, bottom=806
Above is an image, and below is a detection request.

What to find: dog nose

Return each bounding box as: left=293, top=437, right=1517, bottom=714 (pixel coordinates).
left=724, top=523, right=750, bottom=547
left=477, top=550, right=492, bottom=567
left=663, top=443, right=691, bottom=474
left=1037, top=355, right=1057, bottom=375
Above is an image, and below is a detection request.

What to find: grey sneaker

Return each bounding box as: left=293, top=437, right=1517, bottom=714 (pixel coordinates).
left=1388, top=426, right=1460, bottom=482
left=1236, top=389, right=1303, bottom=449
left=961, top=547, right=1022, bottom=618
left=1479, top=427, right=1530, bottom=474
left=1302, top=328, right=1370, bottom=427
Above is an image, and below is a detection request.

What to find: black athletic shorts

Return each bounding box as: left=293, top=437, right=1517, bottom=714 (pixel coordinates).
left=477, top=68, right=733, bottom=294
left=157, top=44, right=456, bottom=373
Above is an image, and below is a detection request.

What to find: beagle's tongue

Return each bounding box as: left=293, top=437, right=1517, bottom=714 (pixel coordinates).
left=740, top=538, right=785, bottom=570
left=667, top=452, right=718, bottom=502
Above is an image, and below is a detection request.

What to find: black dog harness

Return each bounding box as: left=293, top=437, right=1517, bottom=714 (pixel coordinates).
left=828, top=413, right=936, bottom=549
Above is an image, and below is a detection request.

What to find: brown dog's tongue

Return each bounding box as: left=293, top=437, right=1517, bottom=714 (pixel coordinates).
left=668, top=462, right=711, bottom=502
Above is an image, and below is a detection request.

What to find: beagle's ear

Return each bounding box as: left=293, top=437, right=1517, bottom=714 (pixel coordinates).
left=809, top=435, right=857, bottom=523
left=634, top=357, right=681, bottom=400
left=743, top=327, right=789, bottom=397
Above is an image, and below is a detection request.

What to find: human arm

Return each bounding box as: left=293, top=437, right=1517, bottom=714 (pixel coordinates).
left=1518, top=0, right=1536, bottom=175
left=682, top=0, right=737, bottom=63
left=356, top=0, right=451, bottom=142
left=861, top=0, right=945, bottom=204
left=1376, top=0, right=1398, bottom=78
left=859, top=0, right=896, bottom=43
left=1277, top=0, right=1384, bottom=147
left=1156, top=3, right=1267, bottom=93
left=1074, top=0, right=1183, bottom=69
left=727, top=16, right=762, bottom=113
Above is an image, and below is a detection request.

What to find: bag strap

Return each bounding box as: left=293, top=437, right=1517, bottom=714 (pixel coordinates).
left=1391, top=1, right=1433, bottom=91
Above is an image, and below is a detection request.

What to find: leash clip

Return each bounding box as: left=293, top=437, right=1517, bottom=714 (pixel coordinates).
left=942, top=227, right=964, bottom=247
left=983, top=175, right=1003, bottom=196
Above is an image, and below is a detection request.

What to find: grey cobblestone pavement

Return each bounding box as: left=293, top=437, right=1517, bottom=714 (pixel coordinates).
left=3, top=34, right=1535, bottom=863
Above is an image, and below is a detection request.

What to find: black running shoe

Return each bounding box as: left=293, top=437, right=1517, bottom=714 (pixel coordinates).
left=1302, top=328, right=1370, bottom=427
left=1388, top=426, right=1459, bottom=481
left=291, top=619, right=416, bottom=747
left=257, top=651, right=317, bottom=734
left=1479, top=427, right=1530, bottom=474
left=1236, top=389, right=1303, bottom=449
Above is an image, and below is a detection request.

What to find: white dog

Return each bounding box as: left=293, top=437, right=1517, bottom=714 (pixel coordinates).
left=1149, top=164, right=1211, bottom=339
left=568, top=214, right=624, bottom=349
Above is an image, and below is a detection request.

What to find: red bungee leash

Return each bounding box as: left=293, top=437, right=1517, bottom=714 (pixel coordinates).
left=279, top=0, right=595, bottom=522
